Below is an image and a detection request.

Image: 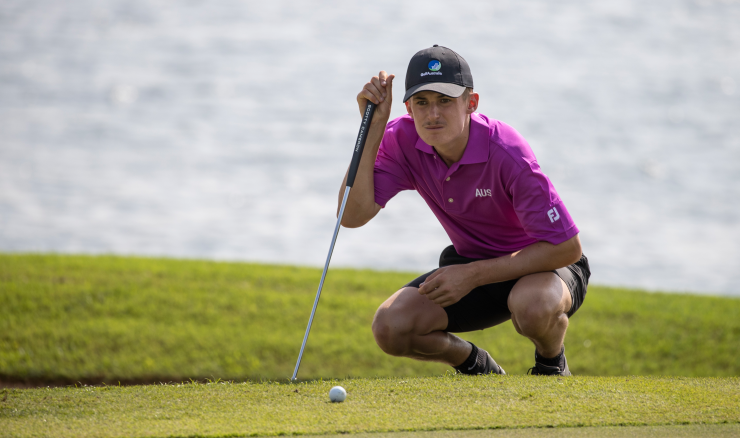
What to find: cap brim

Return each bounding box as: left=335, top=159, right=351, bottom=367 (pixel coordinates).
left=403, top=82, right=466, bottom=102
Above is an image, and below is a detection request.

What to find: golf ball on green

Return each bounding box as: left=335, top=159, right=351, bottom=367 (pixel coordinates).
left=329, top=386, right=346, bottom=402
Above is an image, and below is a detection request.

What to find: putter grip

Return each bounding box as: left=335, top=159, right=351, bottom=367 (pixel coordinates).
left=346, top=101, right=376, bottom=188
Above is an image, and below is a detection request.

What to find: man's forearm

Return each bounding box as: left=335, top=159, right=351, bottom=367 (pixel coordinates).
left=341, top=70, right=394, bottom=227
left=337, top=121, right=385, bottom=227
left=466, top=235, right=582, bottom=287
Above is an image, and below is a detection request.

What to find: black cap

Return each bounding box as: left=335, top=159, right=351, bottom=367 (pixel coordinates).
left=403, top=45, right=474, bottom=102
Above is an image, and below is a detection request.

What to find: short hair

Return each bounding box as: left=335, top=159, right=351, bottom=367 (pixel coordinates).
left=462, top=87, right=474, bottom=101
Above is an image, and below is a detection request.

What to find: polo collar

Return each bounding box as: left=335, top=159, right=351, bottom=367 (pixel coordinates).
left=414, top=113, right=490, bottom=164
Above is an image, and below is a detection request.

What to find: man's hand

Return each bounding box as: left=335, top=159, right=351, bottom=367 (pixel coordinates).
left=418, top=264, right=477, bottom=308
left=357, top=71, right=395, bottom=122
left=417, top=235, right=582, bottom=307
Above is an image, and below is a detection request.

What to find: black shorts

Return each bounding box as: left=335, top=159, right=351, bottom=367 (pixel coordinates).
left=404, top=245, right=591, bottom=333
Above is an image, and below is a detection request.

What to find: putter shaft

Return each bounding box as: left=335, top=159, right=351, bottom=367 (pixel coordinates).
left=291, top=186, right=352, bottom=381
left=291, top=101, right=375, bottom=381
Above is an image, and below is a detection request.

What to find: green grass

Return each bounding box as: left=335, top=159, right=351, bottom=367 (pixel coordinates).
left=2, top=254, right=739, bottom=438
left=1, top=253, right=739, bottom=384
left=1, top=376, right=739, bottom=437
left=320, top=424, right=740, bottom=438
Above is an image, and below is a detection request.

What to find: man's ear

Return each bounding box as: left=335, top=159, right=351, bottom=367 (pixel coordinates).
left=405, top=100, right=414, bottom=119
left=467, top=93, right=479, bottom=114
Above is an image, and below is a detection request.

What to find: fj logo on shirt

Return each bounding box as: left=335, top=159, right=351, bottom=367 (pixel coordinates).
left=475, top=188, right=492, bottom=197
left=547, top=207, right=561, bottom=223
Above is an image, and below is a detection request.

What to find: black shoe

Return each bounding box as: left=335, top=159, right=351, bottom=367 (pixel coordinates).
left=454, top=343, right=506, bottom=375
left=527, top=348, right=571, bottom=376
left=481, top=350, right=507, bottom=375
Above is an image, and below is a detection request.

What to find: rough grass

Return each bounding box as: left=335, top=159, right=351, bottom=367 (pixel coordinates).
left=1, top=376, right=738, bottom=438
left=1, top=253, right=739, bottom=384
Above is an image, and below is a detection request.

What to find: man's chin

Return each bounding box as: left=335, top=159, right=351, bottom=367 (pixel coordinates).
left=419, top=132, right=449, bottom=146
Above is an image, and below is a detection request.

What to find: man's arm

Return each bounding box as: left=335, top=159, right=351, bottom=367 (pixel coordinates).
left=418, top=234, right=582, bottom=308
left=338, top=71, right=395, bottom=228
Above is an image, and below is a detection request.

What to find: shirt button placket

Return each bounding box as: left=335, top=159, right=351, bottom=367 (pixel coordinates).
left=443, top=176, right=453, bottom=210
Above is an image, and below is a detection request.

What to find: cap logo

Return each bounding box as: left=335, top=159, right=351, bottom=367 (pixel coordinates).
left=421, top=59, right=443, bottom=77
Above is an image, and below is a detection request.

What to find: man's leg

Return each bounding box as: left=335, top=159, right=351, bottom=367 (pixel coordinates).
left=508, top=272, right=572, bottom=372
left=371, top=286, right=471, bottom=366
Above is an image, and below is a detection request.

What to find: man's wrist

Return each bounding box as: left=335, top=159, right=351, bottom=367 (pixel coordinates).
left=364, top=121, right=386, bottom=153
left=465, top=257, right=507, bottom=289
left=368, top=119, right=388, bottom=135
left=464, top=261, right=488, bottom=290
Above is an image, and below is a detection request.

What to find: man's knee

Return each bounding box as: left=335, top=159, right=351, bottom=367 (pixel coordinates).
left=371, top=309, right=404, bottom=356
left=509, top=274, right=569, bottom=338
left=371, top=287, right=446, bottom=357
left=372, top=301, right=413, bottom=356
left=512, top=304, right=560, bottom=338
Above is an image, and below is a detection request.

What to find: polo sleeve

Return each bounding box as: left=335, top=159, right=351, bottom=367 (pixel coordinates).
left=510, top=161, right=579, bottom=245
left=373, top=135, right=414, bottom=208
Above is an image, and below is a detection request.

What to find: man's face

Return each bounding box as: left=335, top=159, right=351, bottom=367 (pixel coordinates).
left=404, top=90, right=478, bottom=149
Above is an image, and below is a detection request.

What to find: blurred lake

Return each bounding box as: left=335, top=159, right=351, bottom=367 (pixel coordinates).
left=0, top=0, right=738, bottom=295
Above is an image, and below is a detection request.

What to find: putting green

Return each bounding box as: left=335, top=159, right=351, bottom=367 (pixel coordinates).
left=2, top=376, right=738, bottom=437
left=310, top=424, right=740, bottom=438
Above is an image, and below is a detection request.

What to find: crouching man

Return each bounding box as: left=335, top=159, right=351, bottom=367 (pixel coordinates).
left=339, top=45, right=590, bottom=375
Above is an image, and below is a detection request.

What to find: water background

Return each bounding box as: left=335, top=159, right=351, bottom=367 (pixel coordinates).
left=1, top=0, right=739, bottom=295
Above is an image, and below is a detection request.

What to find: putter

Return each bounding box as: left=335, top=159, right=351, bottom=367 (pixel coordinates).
left=291, top=101, right=377, bottom=381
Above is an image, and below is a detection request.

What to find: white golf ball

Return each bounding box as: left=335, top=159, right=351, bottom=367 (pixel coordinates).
left=329, top=385, right=346, bottom=402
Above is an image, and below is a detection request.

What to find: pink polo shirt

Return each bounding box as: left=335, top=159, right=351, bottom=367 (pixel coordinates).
left=373, top=113, right=579, bottom=259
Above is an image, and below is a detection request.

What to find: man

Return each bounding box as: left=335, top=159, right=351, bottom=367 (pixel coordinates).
left=338, top=45, right=590, bottom=376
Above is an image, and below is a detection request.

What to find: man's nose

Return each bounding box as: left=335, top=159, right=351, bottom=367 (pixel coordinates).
left=428, top=103, right=440, bottom=119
